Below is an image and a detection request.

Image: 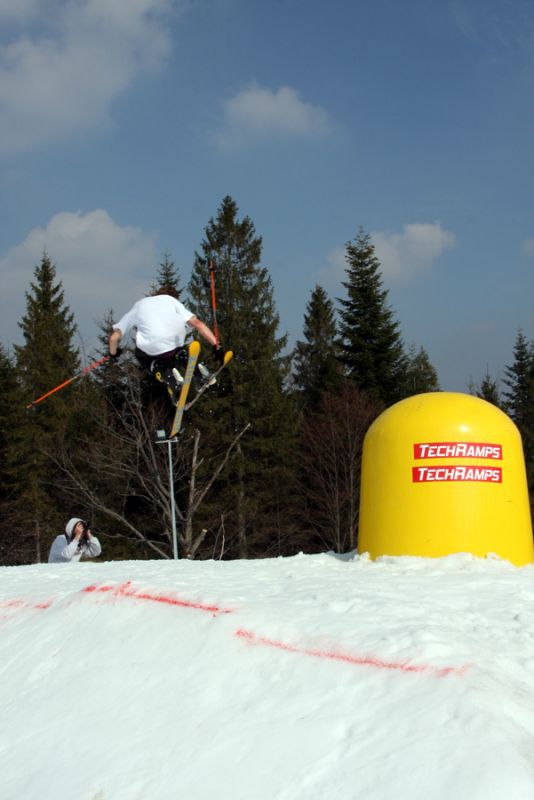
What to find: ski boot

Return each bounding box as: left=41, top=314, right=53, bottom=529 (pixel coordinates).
left=154, top=365, right=184, bottom=406
left=171, top=344, right=216, bottom=389
left=197, top=362, right=217, bottom=388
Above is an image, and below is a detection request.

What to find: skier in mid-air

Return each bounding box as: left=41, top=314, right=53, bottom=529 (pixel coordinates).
left=109, top=288, right=223, bottom=404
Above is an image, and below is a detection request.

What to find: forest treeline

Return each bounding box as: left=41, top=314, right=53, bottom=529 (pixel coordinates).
left=1, top=196, right=532, bottom=564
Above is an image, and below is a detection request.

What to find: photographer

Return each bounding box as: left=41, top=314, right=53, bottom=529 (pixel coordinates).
left=48, top=518, right=102, bottom=564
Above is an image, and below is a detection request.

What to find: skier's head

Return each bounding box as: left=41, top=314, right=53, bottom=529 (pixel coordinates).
left=154, top=287, right=180, bottom=301
left=65, top=517, right=83, bottom=539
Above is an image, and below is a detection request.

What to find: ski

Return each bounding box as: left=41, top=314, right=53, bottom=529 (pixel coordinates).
left=169, top=340, right=201, bottom=438
left=185, top=350, right=233, bottom=412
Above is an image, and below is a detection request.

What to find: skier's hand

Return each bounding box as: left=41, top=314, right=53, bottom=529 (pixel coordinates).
left=212, top=345, right=225, bottom=365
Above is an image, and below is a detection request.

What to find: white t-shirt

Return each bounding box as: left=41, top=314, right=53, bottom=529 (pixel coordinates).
left=113, top=295, right=194, bottom=356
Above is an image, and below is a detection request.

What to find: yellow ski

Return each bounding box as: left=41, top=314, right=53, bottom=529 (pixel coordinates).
left=169, top=340, right=200, bottom=438
left=184, top=350, right=233, bottom=412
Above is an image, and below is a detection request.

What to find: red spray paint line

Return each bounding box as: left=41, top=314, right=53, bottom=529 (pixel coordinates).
left=81, top=581, right=233, bottom=616
left=0, top=598, right=53, bottom=611
left=235, top=628, right=469, bottom=678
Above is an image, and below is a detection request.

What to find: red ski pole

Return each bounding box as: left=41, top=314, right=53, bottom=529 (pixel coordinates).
left=26, top=354, right=110, bottom=409
left=209, top=258, right=220, bottom=348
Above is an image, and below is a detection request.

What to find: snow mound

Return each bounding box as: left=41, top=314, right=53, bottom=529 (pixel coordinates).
left=2, top=552, right=534, bottom=799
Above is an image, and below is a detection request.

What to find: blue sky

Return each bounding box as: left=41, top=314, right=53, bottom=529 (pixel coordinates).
left=1, top=0, right=534, bottom=391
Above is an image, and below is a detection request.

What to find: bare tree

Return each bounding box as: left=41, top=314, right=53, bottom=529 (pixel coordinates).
left=298, top=385, right=381, bottom=553
left=49, top=364, right=250, bottom=559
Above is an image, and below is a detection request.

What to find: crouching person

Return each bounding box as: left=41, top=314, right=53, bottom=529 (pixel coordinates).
left=48, top=518, right=102, bottom=563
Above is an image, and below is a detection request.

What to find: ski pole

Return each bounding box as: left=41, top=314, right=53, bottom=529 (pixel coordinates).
left=208, top=258, right=220, bottom=348
left=26, top=354, right=110, bottom=409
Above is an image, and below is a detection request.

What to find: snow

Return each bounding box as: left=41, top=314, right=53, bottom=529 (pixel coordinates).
left=2, top=551, right=534, bottom=799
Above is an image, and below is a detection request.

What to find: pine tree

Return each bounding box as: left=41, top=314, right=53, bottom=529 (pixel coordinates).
left=93, top=309, right=138, bottom=404
left=149, top=252, right=182, bottom=296
left=293, top=285, right=342, bottom=408
left=187, top=196, right=297, bottom=557
left=503, top=331, right=534, bottom=419
left=402, top=344, right=440, bottom=397
left=15, top=253, right=79, bottom=412
left=338, top=228, right=406, bottom=406
left=503, top=330, right=534, bottom=504
left=0, top=344, right=28, bottom=564
left=473, top=370, right=501, bottom=407
left=8, top=253, right=81, bottom=562
left=0, top=345, right=16, bottom=498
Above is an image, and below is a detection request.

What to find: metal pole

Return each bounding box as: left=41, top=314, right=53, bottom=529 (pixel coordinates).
left=168, top=439, right=179, bottom=559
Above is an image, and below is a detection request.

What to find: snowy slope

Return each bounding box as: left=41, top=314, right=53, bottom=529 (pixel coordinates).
left=2, top=552, right=534, bottom=800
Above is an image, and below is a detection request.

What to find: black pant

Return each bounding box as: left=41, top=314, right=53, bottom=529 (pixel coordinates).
left=135, top=346, right=188, bottom=373
left=135, top=346, right=200, bottom=387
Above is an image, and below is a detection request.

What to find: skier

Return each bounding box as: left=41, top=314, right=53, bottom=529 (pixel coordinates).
left=48, top=518, right=102, bottom=563
left=108, top=289, right=223, bottom=404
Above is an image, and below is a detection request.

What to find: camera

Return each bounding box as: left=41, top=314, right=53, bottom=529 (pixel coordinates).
left=79, top=520, right=90, bottom=545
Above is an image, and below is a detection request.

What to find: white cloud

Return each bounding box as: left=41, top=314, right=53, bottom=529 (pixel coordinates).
left=0, top=209, right=158, bottom=351
left=318, top=246, right=346, bottom=289
left=215, top=84, right=333, bottom=148
left=318, top=223, right=456, bottom=289
left=373, top=223, right=456, bottom=282
left=0, top=0, right=175, bottom=155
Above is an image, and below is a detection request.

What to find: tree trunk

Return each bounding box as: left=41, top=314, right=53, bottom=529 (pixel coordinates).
left=236, top=442, right=247, bottom=558
left=34, top=516, right=41, bottom=564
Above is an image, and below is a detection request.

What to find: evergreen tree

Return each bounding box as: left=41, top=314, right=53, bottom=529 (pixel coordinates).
left=0, top=344, right=27, bottom=564
left=8, top=253, right=81, bottom=562
left=402, top=344, right=440, bottom=397
left=0, top=345, right=16, bottom=498
left=149, top=252, right=182, bottom=296
left=293, top=285, right=342, bottom=408
left=473, top=370, right=501, bottom=407
left=15, top=253, right=79, bottom=409
left=93, top=309, right=139, bottom=404
left=338, top=228, right=406, bottom=406
left=188, top=196, right=297, bottom=557
left=503, top=331, right=534, bottom=420
left=503, top=330, right=534, bottom=505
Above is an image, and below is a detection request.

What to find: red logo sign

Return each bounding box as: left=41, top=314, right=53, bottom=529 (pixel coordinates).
left=412, top=466, right=502, bottom=483
left=413, top=442, right=502, bottom=460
